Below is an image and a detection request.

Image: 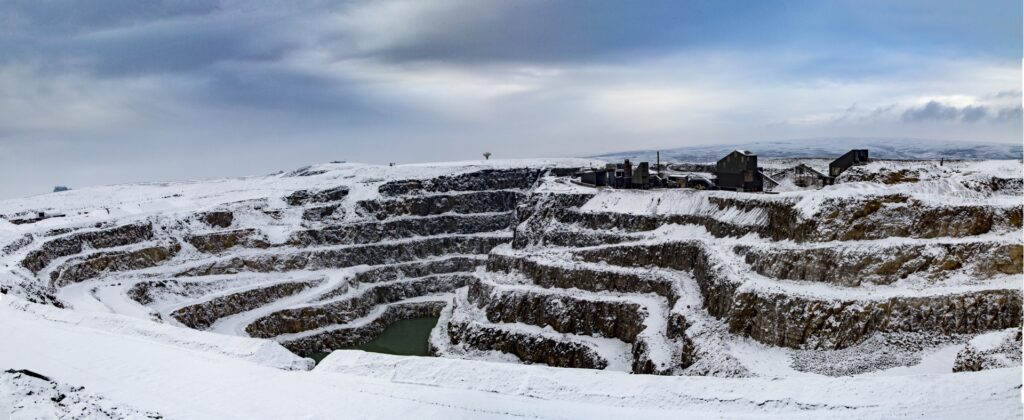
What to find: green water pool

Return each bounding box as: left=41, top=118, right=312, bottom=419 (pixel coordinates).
left=310, top=317, right=439, bottom=364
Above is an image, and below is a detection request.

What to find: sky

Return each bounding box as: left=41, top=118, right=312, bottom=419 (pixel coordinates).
left=0, top=0, right=1021, bottom=198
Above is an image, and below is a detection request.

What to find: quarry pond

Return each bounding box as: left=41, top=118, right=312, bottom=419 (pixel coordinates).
left=311, top=317, right=440, bottom=363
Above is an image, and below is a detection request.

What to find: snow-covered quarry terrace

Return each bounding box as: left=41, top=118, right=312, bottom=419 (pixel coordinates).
left=1, top=158, right=1021, bottom=418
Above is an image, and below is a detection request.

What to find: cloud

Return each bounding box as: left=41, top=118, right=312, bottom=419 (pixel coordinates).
left=901, top=100, right=994, bottom=123
left=0, top=0, right=1021, bottom=198
left=995, top=106, right=1023, bottom=122
left=960, top=105, right=988, bottom=122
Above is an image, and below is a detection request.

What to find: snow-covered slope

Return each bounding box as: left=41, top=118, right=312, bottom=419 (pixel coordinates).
left=1, top=295, right=1020, bottom=419
left=0, top=157, right=1021, bottom=418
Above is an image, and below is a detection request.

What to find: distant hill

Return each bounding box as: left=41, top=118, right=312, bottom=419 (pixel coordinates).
left=590, top=138, right=1023, bottom=162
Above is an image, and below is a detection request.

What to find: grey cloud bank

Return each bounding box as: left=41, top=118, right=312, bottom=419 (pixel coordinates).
left=0, top=0, right=1021, bottom=198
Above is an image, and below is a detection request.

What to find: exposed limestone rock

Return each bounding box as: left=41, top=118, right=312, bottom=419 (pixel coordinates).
left=52, top=243, right=181, bottom=286
left=186, top=229, right=270, bottom=253
left=510, top=193, right=598, bottom=249
left=301, top=204, right=345, bottom=222
left=128, top=279, right=230, bottom=306
left=196, top=211, right=233, bottom=228
left=317, top=257, right=483, bottom=301
left=175, top=235, right=509, bottom=277
left=729, top=289, right=1023, bottom=350
left=446, top=317, right=609, bottom=370
left=467, top=278, right=647, bottom=343
left=350, top=257, right=483, bottom=284
left=378, top=168, right=543, bottom=196
left=357, top=191, right=523, bottom=220
left=246, top=274, right=473, bottom=338
left=171, top=280, right=315, bottom=330
left=286, top=186, right=350, bottom=206
left=21, top=223, right=154, bottom=273
left=2, top=234, right=33, bottom=255
left=739, top=243, right=1023, bottom=285
left=952, top=328, right=1022, bottom=372
left=573, top=242, right=737, bottom=319
left=288, top=213, right=515, bottom=246
left=812, top=196, right=1022, bottom=241
left=486, top=252, right=679, bottom=304
left=790, top=332, right=969, bottom=376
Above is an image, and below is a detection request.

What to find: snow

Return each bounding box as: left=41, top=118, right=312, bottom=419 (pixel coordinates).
left=580, top=190, right=770, bottom=226
left=968, top=329, right=1020, bottom=352
left=1, top=295, right=1020, bottom=419
left=0, top=157, right=1021, bottom=418
left=0, top=158, right=598, bottom=235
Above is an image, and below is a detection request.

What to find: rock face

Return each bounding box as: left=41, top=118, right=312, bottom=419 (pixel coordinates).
left=952, top=329, right=1023, bottom=372
left=738, top=242, right=1023, bottom=286
left=175, top=235, right=507, bottom=277
left=186, top=229, right=269, bottom=253
left=810, top=195, right=1022, bottom=241
left=468, top=278, right=647, bottom=343
left=287, top=213, right=515, bottom=246
left=172, top=280, right=316, bottom=330
left=378, top=168, right=543, bottom=196
left=357, top=190, right=523, bottom=220
left=729, top=289, right=1022, bottom=350
left=444, top=301, right=610, bottom=370
left=5, top=159, right=1021, bottom=378
left=52, top=243, right=181, bottom=287
left=21, top=223, right=154, bottom=273
left=286, top=186, right=350, bottom=206
left=246, top=274, right=473, bottom=338
left=196, top=211, right=234, bottom=228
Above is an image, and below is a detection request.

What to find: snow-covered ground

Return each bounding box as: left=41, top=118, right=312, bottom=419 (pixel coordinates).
left=0, top=158, right=1021, bottom=418
left=1, top=295, right=1020, bottom=419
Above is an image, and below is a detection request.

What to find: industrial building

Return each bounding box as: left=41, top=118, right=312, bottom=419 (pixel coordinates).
left=578, top=148, right=868, bottom=193
left=714, top=150, right=764, bottom=192
left=829, top=149, right=870, bottom=177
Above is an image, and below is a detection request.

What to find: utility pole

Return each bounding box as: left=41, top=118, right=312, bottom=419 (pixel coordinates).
left=656, top=151, right=661, bottom=176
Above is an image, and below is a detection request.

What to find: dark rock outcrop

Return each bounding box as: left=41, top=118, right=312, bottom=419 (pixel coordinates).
left=379, top=169, right=543, bottom=196
left=196, top=211, right=234, bottom=228
left=51, top=243, right=181, bottom=286
left=286, top=186, right=350, bottom=206
left=467, top=278, right=648, bottom=343
left=246, top=274, right=473, bottom=338
left=288, top=213, right=515, bottom=246
left=176, top=235, right=508, bottom=277
left=729, top=289, right=1023, bottom=350
left=952, top=329, right=1023, bottom=372
left=186, top=229, right=270, bottom=253
left=21, top=223, right=154, bottom=273
left=357, top=191, right=523, bottom=220
left=171, top=281, right=315, bottom=330
left=739, top=243, right=1023, bottom=286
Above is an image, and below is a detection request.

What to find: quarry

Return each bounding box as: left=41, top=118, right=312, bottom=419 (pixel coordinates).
left=0, top=157, right=1021, bottom=418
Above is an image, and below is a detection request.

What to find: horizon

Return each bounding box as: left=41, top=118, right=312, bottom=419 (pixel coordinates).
left=1, top=0, right=1021, bottom=198
left=3, top=136, right=1021, bottom=200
